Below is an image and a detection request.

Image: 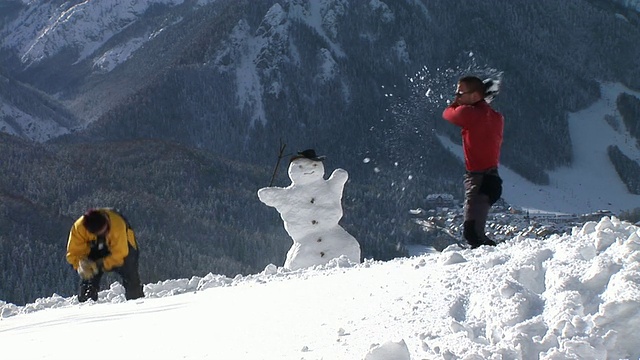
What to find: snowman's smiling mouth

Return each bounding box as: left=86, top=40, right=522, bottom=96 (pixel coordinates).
left=304, top=171, right=315, bottom=175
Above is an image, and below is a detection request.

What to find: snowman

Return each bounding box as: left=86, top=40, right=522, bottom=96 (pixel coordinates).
left=258, top=149, right=361, bottom=270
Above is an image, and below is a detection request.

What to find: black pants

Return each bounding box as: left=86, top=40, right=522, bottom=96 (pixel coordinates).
left=79, top=243, right=144, bottom=302
left=462, top=170, right=502, bottom=247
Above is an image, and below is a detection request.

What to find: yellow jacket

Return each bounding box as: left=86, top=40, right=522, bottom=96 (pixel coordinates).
left=66, top=208, right=137, bottom=271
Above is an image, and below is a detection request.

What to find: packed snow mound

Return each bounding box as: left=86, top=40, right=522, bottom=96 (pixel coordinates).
left=1, top=217, right=639, bottom=360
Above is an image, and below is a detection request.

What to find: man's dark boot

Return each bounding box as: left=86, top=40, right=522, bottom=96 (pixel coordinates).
left=121, top=272, right=144, bottom=300
left=463, top=220, right=483, bottom=249
left=483, top=238, right=497, bottom=247
left=79, top=282, right=98, bottom=302
left=124, top=283, right=144, bottom=300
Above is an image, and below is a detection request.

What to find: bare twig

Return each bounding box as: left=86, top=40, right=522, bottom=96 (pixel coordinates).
left=268, top=139, right=288, bottom=186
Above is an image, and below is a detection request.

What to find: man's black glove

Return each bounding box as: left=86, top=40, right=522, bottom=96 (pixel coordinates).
left=480, top=174, right=503, bottom=205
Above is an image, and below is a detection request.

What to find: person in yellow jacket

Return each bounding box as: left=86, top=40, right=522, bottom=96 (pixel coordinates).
left=67, top=208, right=144, bottom=302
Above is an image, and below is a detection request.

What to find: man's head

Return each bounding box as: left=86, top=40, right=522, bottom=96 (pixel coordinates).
left=455, top=76, right=485, bottom=105
left=83, top=209, right=109, bottom=236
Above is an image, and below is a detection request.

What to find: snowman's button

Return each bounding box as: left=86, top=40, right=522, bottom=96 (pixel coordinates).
left=310, top=198, right=315, bottom=204
left=311, top=220, right=318, bottom=225
left=320, top=252, right=325, bottom=257
left=317, top=237, right=322, bottom=242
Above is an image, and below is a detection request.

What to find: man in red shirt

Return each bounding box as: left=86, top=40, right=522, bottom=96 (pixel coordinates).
left=443, top=76, right=504, bottom=248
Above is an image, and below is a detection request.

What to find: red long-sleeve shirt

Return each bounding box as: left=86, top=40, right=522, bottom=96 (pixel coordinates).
left=442, top=100, right=503, bottom=172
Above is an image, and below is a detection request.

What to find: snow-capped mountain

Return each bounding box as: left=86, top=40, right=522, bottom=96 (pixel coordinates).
left=2, top=0, right=639, bottom=167
left=2, top=0, right=203, bottom=130
left=4, top=0, right=639, bottom=76
left=4, top=0, right=182, bottom=67
left=1, top=0, right=640, bottom=306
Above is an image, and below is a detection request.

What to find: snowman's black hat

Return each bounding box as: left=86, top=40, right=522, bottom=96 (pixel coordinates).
left=290, top=149, right=326, bottom=162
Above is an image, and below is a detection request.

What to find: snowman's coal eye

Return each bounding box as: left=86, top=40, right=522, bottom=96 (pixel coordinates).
left=313, top=163, right=317, bottom=167
left=298, top=165, right=303, bottom=168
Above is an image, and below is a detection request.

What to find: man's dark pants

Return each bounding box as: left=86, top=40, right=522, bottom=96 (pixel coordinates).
left=463, top=169, right=502, bottom=248
left=79, top=243, right=144, bottom=302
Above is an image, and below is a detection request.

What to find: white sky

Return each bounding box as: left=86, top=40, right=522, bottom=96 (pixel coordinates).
left=1, top=216, right=639, bottom=359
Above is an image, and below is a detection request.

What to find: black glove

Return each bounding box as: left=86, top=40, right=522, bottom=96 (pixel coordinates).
left=479, top=174, right=502, bottom=205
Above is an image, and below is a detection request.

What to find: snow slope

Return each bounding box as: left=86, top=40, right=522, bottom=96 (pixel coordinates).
left=1, top=216, right=639, bottom=359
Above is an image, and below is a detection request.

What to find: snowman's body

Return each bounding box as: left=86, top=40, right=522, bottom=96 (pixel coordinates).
left=258, top=157, right=361, bottom=270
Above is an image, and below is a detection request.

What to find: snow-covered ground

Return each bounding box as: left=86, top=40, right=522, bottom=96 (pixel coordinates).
left=438, top=82, right=640, bottom=215
left=1, top=216, right=639, bottom=359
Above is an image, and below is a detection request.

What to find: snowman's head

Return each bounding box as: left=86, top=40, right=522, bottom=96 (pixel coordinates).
left=288, top=158, right=325, bottom=184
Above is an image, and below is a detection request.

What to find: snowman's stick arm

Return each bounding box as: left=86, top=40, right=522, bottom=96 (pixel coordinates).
left=268, top=139, right=288, bottom=186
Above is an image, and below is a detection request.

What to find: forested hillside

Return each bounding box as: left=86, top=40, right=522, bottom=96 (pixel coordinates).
left=0, top=133, right=408, bottom=304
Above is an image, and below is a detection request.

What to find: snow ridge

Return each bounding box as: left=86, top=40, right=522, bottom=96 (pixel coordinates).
left=2, top=217, right=640, bottom=359
left=3, top=0, right=185, bottom=67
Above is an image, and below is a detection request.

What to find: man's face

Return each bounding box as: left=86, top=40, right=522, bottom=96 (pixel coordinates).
left=455, top=83, right=480, bottom=105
